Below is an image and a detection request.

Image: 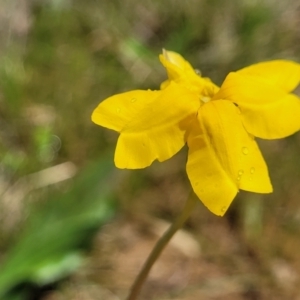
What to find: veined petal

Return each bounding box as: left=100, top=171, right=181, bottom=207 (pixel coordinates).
left=112, top=82, right=200, bottom=169
left=240, top=93, right=300, bottom=139
left=213, top=72, right=286, bottom=105
left=199, top=100, right=272, bottom=195
left=116, top=122, right=189, bottom=168
left=186, top=119, right=238, bottom=216
left=237, top=60, right=300, bottom=92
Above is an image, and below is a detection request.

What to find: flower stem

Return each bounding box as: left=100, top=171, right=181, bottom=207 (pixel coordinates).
left=126, top=192, right=198, bottom=300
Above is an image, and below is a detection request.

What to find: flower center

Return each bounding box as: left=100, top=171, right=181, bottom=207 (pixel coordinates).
left=199, top=85, right=216, bottom=104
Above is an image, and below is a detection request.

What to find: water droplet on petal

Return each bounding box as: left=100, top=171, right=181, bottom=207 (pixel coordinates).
left=238, top=170, right=244, bottom=176
left=131, top=98, right=137, bottom=103
left=250, top=167, right=255, bottom=174
left=116, top=107, right=121, bottom=113
left=195, top=68, right=201, bottom=75
left=242, top=147, right=249, bottom=155
left=221, top=206, right=226, bottom=213
left=249, top=176, right=253, bottom=181
left=237, top=176, right=241, bottom=181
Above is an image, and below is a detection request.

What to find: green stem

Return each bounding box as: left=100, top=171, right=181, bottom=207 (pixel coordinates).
left=126, top=192, right=198, bottom=300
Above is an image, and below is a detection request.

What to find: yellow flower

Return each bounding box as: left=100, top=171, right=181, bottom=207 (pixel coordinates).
left=92, top=50, right=300, bottom=216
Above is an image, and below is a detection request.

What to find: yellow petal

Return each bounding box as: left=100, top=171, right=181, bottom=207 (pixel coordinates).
left=186, top=119, right=238, bottom=216
left=213, top=72, right=286, bottom=105
left=159, top=49, right=196, bottom=82
left=240, top=93, right=300, bottom=139
left=92, top=89, right=160, bottom=132
left=237, top=60, right=300, bottom=92
left=110, top=82, right=200, bottom=169
left=115, top=122, right=188, bottom=168
left=214, top=72, right=300, bottom=139
left=159, top=50, right=220, bottom=96
left=199, top=100, right=272, bottom=196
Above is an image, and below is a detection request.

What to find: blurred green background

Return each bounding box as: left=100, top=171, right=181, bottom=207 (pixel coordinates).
left=0, top=0, right=300, bottom=299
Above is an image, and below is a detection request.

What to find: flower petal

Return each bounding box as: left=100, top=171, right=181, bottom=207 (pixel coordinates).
left=189, top=100, right=272, bottom=213
left=186, top=119, right=238, bottom=216
left=159, top=50, right=220, bottom=96
left=115, top=122, right=188, bottom=168
left=239, top=93, right=300, bottom=139
left=159, top=49, right=196, bottom=82
left=213, top=72, right=286, bottom=105
left=104, top=82, right=200, bottom=169
left=237, top=60, right=300, bottom=92
left=92, top=89, right=160, bottom=132
left=214, top=71, right=300, bottom=139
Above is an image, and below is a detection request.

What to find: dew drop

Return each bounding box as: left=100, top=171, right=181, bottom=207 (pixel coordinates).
left=238, top=169, right=244, bottom=176
left=116, top=107, right=121, bottom=113
left=237, top=175, right=241, bottom=181
left=221, top=206, right=226, bottom=213
left=131, top=98, right=137, bottom=103
left=242, top=147, right=249, bottom=155
left=250, top=167, right=255, bottom=174
left=249, top=176, right=253, bottom=181
left=195, top=69, right=201, bottom=75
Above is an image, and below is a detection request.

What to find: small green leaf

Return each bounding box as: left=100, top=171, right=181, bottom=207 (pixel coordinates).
left=0, top=155, right=118, bottom=298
